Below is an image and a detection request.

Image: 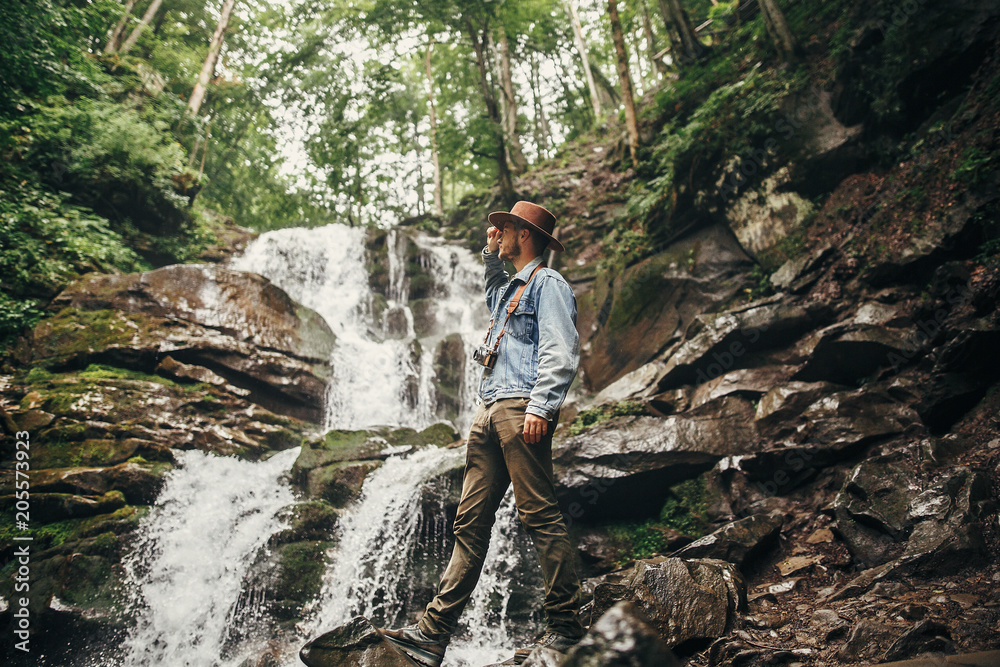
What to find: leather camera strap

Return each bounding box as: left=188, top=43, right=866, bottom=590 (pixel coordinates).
left=483, top=263, right=545, bottom=350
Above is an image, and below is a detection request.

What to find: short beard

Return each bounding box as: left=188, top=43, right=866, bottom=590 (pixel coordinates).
left=498, top=234, right=521, bottom=262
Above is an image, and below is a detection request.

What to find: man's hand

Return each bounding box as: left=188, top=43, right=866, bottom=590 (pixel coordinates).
left=487, top=225, right=501, bottom=254
left=523, top=413, right=548, bottom=444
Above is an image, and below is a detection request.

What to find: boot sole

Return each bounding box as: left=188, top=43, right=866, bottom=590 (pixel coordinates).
left=382, top=635, right=446, bottom=667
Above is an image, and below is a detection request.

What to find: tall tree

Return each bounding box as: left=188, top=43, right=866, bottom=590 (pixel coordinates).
left=496, top=25, right=529, bottom=175
left=657, top=0, right=706, bottom=66
left=188, top=0, right=237, bottom=116
left=464, top=13, right=514, bottom=202
left=529, top=51, right=552, bottom=160
left=607, top=0, right=639, bottom=164
left=564, top=0, right=602, bottom=121
left=118, top=0, right=164, bottom=56
left=104, top=0, right=137, bottom=53
left=758, top=0, right=798, bottom=61
left=425, top=41, right=444, bottom=216
left=640, top=0, right=669, bottom=79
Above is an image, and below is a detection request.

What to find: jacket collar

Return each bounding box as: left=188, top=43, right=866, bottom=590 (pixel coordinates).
left=512, top=256, right=545, bottom=284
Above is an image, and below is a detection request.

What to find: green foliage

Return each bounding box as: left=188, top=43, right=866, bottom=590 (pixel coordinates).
left=0, top=183, right=146, bottom=346
left=950, top=147, right=993, bottom=185
left=605, top=477, right=711, bottom=564
left=569, top=400, right=647, bottom=436
left=659, top=478, right=710, bottom=536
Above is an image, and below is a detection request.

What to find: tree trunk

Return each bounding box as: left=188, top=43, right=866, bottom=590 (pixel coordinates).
left=465, top=15, right=514, bottom=203
left=496, top=26, right=528, bottom=175
left=758, top=0, right=798, bottom=61
left=530, top=52, right=552, bottom=160
left=104, top=0, right=137, bottom=53
left=607, top=0, right=639, bottom=164
left=564, top=0, right=602, bottom=122
left=657, top=0, right=706, bottom=66
left=188, top=0, right=237, bottom=116
left=425, top=41, right=444, bottom=216
left=118, top=0, right=163, bottom=56
left=640, top=0, right=669, bottom=78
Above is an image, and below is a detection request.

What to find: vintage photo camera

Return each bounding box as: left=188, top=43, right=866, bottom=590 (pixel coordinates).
left=472, top=345, right=498, bottom=369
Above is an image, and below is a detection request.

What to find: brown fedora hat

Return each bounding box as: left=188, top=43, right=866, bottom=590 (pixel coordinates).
left=488, top=201, right=565, bottom=252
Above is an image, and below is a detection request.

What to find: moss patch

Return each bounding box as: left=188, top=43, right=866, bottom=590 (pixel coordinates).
left=569, top=400, right=647, bottom=436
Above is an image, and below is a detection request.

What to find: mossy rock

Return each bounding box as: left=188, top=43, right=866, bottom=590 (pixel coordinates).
left=32, top=436, right=140, bottom=469
left=18, top=491, right=127, bottom=523
left=271, top=500, right=341, bottom=545
left=292, top=424, right=459, bottom=482
left=305, top=460, right=383, bottom=506
left=418, top=422, right=460, bottom=447
left=28, top=308, right=158, bottom=370
left=275, top=540, right=333, bottom=607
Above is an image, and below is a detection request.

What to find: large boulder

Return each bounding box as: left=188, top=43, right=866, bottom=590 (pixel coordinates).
left=299, top=616, right=417, bottom=667
left=26, top=264, right=336, bottom=423
left=553, top=398, right=760, bottom=521
left=291, top=424, right=460, bottom=502
left=555, top=602, right=681, bottom=667
left=794, top=321, right=927, bottom=385
left=652, top=299, right=826, bottom=391
left=591, top=558, right=746, bottom=650
left=830, top=460, right=991, bottom=593
left=579, top=225, right=753, bottom=391
left=672, top=513, right=783, bottom=570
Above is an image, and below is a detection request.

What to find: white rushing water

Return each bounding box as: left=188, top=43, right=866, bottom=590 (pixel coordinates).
left=122, top=223, right=531, bottom=666
left=122, top=447, right=299, bottom=666
left=230, top=224, right=486, bottom=434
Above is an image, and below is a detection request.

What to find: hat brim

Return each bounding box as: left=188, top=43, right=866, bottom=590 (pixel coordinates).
left=487, top=211, right=566, bottom=253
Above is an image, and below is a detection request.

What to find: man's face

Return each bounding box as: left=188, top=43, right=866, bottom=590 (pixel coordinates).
left=497, top=222, right=521, bottom=262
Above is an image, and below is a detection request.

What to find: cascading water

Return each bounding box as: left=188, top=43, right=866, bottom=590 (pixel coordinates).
left=121, top=447, right=299, bottom=666
left=120, top=222, right=536, bottom=667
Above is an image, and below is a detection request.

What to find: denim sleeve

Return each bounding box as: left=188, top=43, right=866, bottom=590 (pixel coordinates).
left=482, top=246, right=509, bottom=313
left=527, top=276, right=579, bottom=421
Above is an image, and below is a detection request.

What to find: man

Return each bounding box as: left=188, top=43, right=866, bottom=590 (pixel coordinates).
left=381, top=201, right=585, bottom=666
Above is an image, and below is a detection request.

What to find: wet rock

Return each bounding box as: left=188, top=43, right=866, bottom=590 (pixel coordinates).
left=581, top=225, right=753, bottom=390
left=292, top=424, right=458, bottom=486
left=836, top=620, right=903, bottom=663
left=4, top=490, right=126, bottom=523
left=305, top=460, right=383, bottom=506
left=593, top=558, right=746, bottom=650
left=832, top=449, right=924, bottom=566
left=553, top=398, right=760, bottom=521
left=690, top=366, right=796, bottom=409
left=559, top=601, right=681, bottom=666
left=586, top=361, right=664, bottom=406
left=653, top=300, right=822, bottom=391
left=433, top=334, right=466, bottom=423
left=795, top=321, right=925, bottom=385
left=575, top=528, right=620, bottom=576
left=15, top=408, right=55, bottom=430
left=672, top=513, right=783, bottom=570
left=899, top=468, right=990, bottom=569
left=882, top=620, right=954, bottom=663
left=770, top=244, right=834, bottom=292
left=727, top=167, right=816, bottom=258
left=754, top=380, right=845, bottom=427
left=299, top=616, right=416, bottom=667
left=28, top=264, right=336, bottom=422
left=155, top=355, right=227, bottom=385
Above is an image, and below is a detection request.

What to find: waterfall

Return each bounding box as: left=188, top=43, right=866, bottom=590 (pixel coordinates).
left=230, top=224, right=486, bottom=434
left=121, top=448, right=299, bottom=666
left=120, top=223, right=534, bottom=667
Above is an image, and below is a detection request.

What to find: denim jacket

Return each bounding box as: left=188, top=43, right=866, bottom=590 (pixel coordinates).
left=477, top=248, right=580, bottom=420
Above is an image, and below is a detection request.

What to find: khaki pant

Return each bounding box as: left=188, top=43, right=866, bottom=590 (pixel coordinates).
left=419, top=398, right=584, bottom=639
